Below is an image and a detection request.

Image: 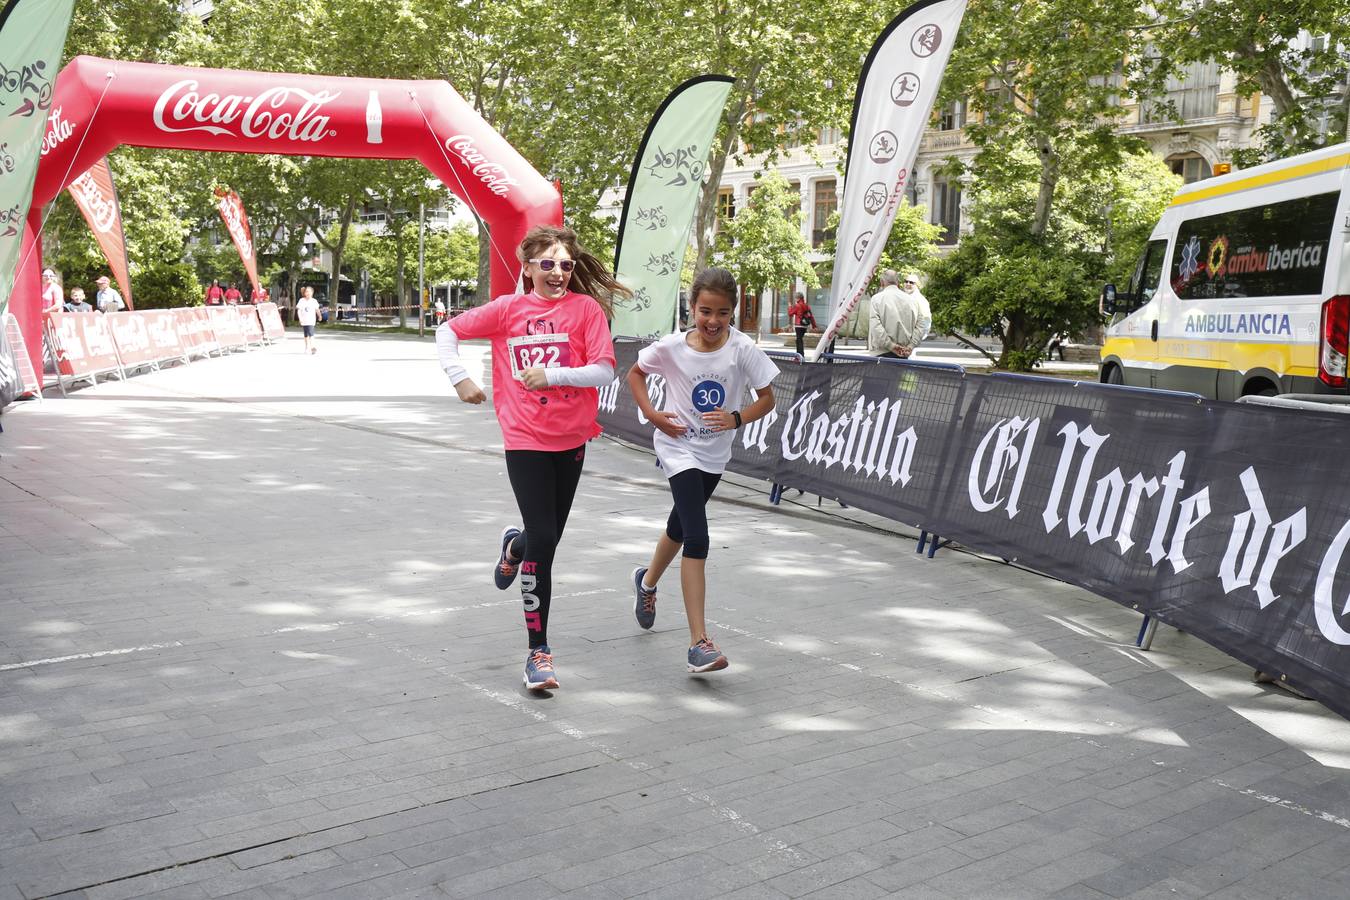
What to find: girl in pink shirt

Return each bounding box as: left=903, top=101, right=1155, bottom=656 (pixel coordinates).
left=436, top=225, right=629, bottom=690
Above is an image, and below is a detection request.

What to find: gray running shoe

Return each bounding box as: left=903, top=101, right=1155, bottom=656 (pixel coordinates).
left=494, top=526, right=522, bottom=590
left=524, top=645, right=559, bottom=690
left=687, top=637, right=728, bottom=673
left=633, top=566, right=657, bottom=630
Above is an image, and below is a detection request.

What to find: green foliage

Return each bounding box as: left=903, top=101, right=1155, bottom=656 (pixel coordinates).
left=928, top=231, right=1095, bottom=370
left=1152, top=1, right=1350, bottom=164
left=713, top=171, right=818, bottom=297
left=134, top=260, right=201, bottom=309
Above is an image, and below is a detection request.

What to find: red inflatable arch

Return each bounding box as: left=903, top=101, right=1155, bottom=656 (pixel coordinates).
left=12, top=55, right=562, bottom=361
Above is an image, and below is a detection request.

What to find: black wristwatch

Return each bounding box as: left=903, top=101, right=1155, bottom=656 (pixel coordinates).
left=731, top=410, right=743, bottom=429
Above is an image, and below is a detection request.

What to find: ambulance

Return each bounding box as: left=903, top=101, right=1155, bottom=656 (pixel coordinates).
left=1100, top=142, right=1350, bottom=398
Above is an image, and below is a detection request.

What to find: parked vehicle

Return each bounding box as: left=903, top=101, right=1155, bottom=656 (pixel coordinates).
left=1100, top=142, right=1350, bottom=399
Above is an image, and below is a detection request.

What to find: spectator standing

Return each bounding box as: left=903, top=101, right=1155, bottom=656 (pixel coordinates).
left=250, top=285, right=269, bottom=303
left=867, top=270, right=929, bottom=359
left=224, top=282, right=243, bottom=304
left=205, top=279, right=225, bottom=306
left=295, top=286, right=320, bottom=355
left=786, top=291, right=817, bottom=356
left=65, top=288, right=92, bottom=312
left=94, top=276, right=125, bottom=314
left=41, top=269, right=64, bottom=313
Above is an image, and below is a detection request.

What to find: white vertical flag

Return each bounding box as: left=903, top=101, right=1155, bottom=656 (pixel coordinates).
left=814, top=0, right=969, bottom=359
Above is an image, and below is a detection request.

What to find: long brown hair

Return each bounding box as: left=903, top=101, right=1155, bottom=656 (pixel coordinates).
left=517, top=224, right=631, bottom=319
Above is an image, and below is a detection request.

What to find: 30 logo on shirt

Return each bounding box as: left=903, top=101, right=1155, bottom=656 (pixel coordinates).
left=691, top=379, right=726, bottom=412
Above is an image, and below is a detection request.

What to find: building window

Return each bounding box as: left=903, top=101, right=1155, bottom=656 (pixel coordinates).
left=812, top=179, right=837, bottom=247
left=717, top=188, right=736, bottom=221
left=938, top=101, right=966, bottom=131
left=818, top=126, right=842, bottom=146
left=1143, top=59, right=1220, bottom=123
left=933, top=178, right=961, bottom=244
left=1167, top=154, right=1212, bottom=183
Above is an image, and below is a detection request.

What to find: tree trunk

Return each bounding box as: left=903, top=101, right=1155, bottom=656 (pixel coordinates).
left=328, top=194, right=358, bottom=318
left=396, top=236, right=407, bottom=328
left=1031, top=134, right=1059, bottom=239
left=693, top=64, right=762, bottom=271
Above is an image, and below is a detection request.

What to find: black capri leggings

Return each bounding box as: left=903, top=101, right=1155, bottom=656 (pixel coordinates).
left=665, top=468, right=723, bottom=560
left=505, top=445, right=586, bottom=649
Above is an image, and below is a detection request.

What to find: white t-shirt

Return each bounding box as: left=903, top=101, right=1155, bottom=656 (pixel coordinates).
left=636, top=328, right=778, bottom=476
left=296, top=297, right=320, bottom=326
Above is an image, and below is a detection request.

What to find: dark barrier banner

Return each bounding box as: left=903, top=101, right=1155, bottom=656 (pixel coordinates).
left=598, top=339, right=1350, bottom=718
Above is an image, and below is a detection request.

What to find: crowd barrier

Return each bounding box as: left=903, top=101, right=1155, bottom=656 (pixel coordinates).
left=42, top=303, right=286, bottom=396
left=597, top=338, right=1350, bottom=719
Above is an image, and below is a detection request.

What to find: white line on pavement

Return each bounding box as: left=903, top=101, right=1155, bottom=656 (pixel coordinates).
left=0, top=642, right=186, bottom=671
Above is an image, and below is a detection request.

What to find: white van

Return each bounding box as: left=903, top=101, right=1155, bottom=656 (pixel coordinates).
left=1100, top=142, right=1350, bottom=398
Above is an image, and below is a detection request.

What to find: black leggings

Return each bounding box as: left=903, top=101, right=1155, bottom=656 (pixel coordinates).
left=665, top=469, right=723, bottom=560
left=505, top=446, right=586, bottom=648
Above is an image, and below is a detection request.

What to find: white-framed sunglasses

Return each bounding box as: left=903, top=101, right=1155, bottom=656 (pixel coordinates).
left=529, top=258, right=575, bottom=273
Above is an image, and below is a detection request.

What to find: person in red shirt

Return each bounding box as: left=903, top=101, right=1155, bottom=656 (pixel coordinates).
left=40, top=269, right=64, bottom=313
left=435, top=224, right=631, bottom=691
left=250, top=285, right=269, bottom=303
left=787, top=292, right=817, bottom=356
left=224, top=282, right=243, bottom=304
left=205, top=279, right=225, bottom=305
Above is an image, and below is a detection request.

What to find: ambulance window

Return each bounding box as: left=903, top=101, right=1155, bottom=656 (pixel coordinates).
left=1171, top=191, right=1338, bottom=299
left=1134, top=239, right=1167, bottom=305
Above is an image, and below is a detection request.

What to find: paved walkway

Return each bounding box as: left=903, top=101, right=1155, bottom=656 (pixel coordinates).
left=3, top=331, right=1349, bottom=900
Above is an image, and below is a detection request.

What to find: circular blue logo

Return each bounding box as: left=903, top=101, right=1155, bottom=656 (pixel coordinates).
left=691, top=379, right=725, bottom=413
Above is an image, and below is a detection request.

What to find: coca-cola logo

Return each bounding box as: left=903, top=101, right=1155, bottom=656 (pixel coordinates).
left=40, top=106, right=74, bottom=157
left=217, top=194, right=254, bottom=260
left=69, top=172, right=118, bottom=233
left=152, top=79, right=340, bottom=143
left=445, top=134, right=518, bottom=197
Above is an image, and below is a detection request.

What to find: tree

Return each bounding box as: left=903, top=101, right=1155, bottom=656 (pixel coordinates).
left=713, top=171, right=818, bottom=330
left=922, top=0, right=1172, bottom=367
left=1153, top=1, right=1350, bottom=163
left=927, top=148, right=1179, bottom=369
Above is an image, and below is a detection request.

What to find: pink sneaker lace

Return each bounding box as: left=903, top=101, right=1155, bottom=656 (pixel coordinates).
left=640, top=585, right=656, bottom=614
left=528, top=648, right=554, bottom=672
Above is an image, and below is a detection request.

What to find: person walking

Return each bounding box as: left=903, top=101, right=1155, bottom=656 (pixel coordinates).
left=625, top=268, right=778, bottom=674
left=94, top=276, right=124, bottom=314
left=295, top=286, right=320, bottom=354
left=436, top=224, right=630, bottom=691
left=787, top=291, right=817, bottom=356
left=867, top=270, right=929, bottom=359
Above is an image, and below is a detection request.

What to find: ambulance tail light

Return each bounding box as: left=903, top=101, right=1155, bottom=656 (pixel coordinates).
left=1319, top=295, right=1350, bottom=388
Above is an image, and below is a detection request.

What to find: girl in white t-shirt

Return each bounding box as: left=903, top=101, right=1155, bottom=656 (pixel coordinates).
left=625, top=268, right=778, bottom=672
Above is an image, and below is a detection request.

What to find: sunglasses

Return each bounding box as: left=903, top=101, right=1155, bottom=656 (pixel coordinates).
left=529, top=258, right=575, bottom=273
left=904, top=281, right=917, bottom=285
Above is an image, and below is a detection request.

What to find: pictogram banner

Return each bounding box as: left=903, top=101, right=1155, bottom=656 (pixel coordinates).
left=68, top=157, right=133, bottom=307
left=814, top=0, right=969, bottom=358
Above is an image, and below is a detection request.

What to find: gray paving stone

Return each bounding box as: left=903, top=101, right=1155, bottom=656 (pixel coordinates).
left=5, top=335, right=1350, bottom=900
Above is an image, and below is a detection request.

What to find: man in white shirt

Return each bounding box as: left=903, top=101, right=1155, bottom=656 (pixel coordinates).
left=867, top=270, right=930, bottom=358
left=295, top=286, right=320, bottom=355
left=94, top=275, right=125, bottom=314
